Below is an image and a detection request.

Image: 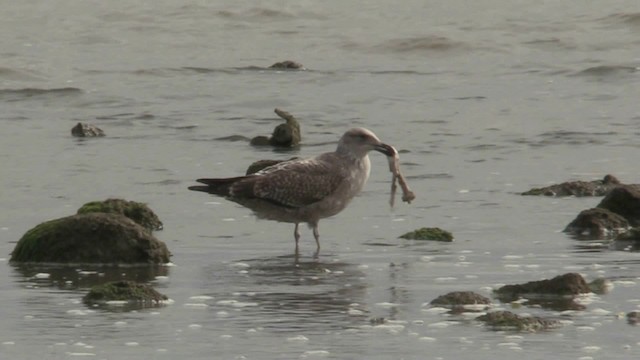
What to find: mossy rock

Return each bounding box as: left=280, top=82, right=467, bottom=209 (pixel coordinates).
left=476, top=311, right=560, bottom=332
left=399, top=227, right=453, bottom=242
left=83, top=280, right=167, bottom=306
left=430, top=291, right=491, bottom=307
left=77, top=198, right=163, bottom=232
left=10, top=213, right=170, bottom=264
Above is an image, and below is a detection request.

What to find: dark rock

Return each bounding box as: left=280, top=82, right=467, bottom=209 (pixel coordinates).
left=250, top=108, right=301, bottom=148
left=522, top=175, right=620, bottom=197
left=476, top=311, right=560, bottom=332
left=268, top=60, right=305, bottom=70
left=495, top=273, right=591, bottom=299
left=429, top=291, right=491, bottom=310
left=83, top=280, right=167, bottom=307
left=71, top=122, right=105, bottom=137
left=399, top=227, right=453, bottom=241
left=10, top=213, right=171, bottom=264
left=494, top=273, right=591, bottom=310
left=245, top=158, right=300, bottom=175
left=564, top=208, right=629, bottom=238
left=596, top=185, right=640, bottom=226
left=77, top=198, right=163, bottom=231
left=249, top=135, right=271, bottom=146
left=627, top=311, right=640, bottom=325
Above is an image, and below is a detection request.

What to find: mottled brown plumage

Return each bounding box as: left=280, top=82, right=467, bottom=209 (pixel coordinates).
left=189, top=128, right=395, bottom=255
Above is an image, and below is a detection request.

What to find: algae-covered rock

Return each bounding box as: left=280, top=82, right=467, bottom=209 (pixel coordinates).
left=10, top=213, right=170, bottom=264
left=521, top=174, right=621, bottom=197
left=399, top=227, right=453, bottom=241
left=83, top=280, right=167, bottom=306
left=430, top=291, right=491, bottom=307
left=495, top=273, right=591, bottom=299
left=476, top=311, right=560, bottom=332
left=250, top=108, right=301, bottom=148
left=77, top=198, right=163, bottom=231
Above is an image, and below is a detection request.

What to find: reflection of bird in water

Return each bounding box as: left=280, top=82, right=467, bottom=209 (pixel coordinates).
left=189, top=128, right=395, bottom=256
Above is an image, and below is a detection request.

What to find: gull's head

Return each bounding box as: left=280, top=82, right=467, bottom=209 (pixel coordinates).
left=336, top=128, right=394, bottom=158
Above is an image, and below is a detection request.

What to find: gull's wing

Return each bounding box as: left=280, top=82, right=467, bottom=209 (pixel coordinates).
left=231, top=156, right=345, bottom=208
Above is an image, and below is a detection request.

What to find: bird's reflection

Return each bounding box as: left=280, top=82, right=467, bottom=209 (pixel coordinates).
left=202, top=254, right=369, bottom=331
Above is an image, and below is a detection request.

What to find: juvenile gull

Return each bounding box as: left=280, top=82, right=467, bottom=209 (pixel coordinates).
left=189, top=128, right=396, bottom=254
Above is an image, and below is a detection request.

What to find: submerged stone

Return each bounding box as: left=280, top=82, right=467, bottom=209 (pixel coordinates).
left=399, top=227, right=453, bottom=241
left=77, top=198, right=163, bottom=231
left=476, top=311, right=560, bottom=332
left=494, top=273, right=592, bottom=310
left=250, top=108, right=301, bottom=148
left=430, top=291, right=491, bottom=313
left=71, top=122, right=105, bottom=137
left=596, top=185, right=640, bottom=226
left=10, top=213, right=170, bottom=264
left=268, top=60, right=305, bottom=70
left=83, top=280, right=167, bottom=306
left=522, top=174, right=620, bottom=197
left=564, top=207, right=629, bottom=239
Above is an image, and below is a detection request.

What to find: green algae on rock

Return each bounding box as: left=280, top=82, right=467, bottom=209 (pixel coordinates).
left=83, top=280, right=168, bottom=306
left=399, top=227, right=453, bottom=241
left=77, top=198, right=163, bottom=231
left=476, top=310, right=560, bottom=332
left=10, top=213, right=170, bottom=264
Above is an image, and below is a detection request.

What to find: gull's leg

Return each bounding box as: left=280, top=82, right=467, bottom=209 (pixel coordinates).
left=294, top=223, right=301, bottom=255
left=312, top=222, right=320, bottom=257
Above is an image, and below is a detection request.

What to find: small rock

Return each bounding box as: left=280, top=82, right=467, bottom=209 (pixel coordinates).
left=250, top=108, right=301, bottom=148
left=495, top=273, right=591, bottom=298
left=430, top=291, right=491, bottom=313
left=564, top=208, right=629, bottom=239
left=399, top=227, right=453, bottom=241
left=596, top=185, right=640, bottom=226
left=83, top=280, right=167, bottom=307
left=522, top=175, right=620, bottom=197
left=476, top=310, right=560, bottom=332
left=268, top=60, right=305, bottom=70
left=627, top=311, right=640, bottom=325
left=71, top=122, right=105, bottom=137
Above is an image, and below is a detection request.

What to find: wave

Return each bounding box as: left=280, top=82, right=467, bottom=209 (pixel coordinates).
left=0, top=87, right=83, bottom=102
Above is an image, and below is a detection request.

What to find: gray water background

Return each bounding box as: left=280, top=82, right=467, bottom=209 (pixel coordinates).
left=1, top=1, right=640, bottom=359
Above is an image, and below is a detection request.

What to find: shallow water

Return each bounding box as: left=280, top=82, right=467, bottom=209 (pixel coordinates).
left=2, top=1, right=640, bottom=359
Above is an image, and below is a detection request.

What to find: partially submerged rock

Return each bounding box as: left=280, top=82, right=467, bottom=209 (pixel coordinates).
left=494, top=273, right=591, bottom=310
left=268, top=60, right=305, bottom=70
left=564, top=184, right=640, bottom=239
left=77, top=198, right=163, bottom=231
left=10, top=213, right=170, bottom=264
left=522, top=175, right=620, bottom=197
left=476, top=311, right=560, bottom=332
left=250, top=108, right=301, bottom=148
left=399, top=227, right=453, bottom=241
left=564, top=208, right=629, bottom=238
left=495, top=273, right=591, bottom=299
left=596, top=185, right=640, bottom=226
left=71, top=122, right=105, bottom=137
left=430, top=291, right=491, bottom=313
left=83, top=280, right=167, bottom=307
left=627, top=311, right=640, bottom=325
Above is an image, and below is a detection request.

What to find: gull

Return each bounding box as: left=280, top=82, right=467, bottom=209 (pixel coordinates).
left=189, top=127, right=395, bottom=255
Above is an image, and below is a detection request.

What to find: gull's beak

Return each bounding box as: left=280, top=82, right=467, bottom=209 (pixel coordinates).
left=374, top=143, right=397, bottom=157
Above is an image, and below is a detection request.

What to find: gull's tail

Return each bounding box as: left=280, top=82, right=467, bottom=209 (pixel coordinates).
left=188, top=177, right=246, bottom=196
